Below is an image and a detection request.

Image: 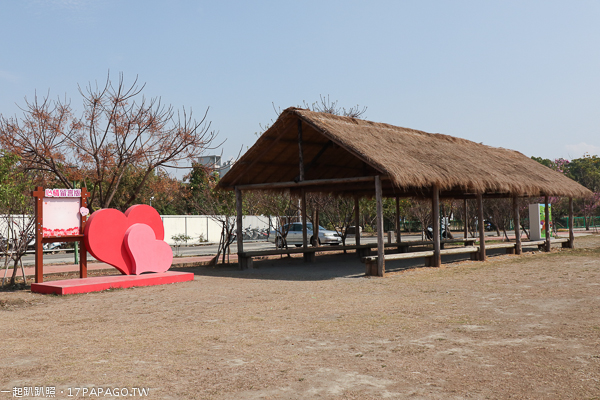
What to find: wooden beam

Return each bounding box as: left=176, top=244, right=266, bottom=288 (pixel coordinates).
left=463, top=199, right=468, bottom=239
left=545, top=195, right=551, bottom=252
left=354, top=196, right=361, bottom=246
left=395, top=197, right=401, bottom=244
left=235, top=188, right=246, bottom=269
left=297, top=119, right=304, bottom=182
left=313, top=205, right=320, bottom=247
left=79, top=187, right=90, bottom=279
left=375, top=175, right=385, bottom=276
left=432, top=185, right=441, bottom=267
left=32, top=186, right=44, bottom=283
left=294, top=114, right=388, bottom=177
left=294, top=141, right=333, bottom=182
left=568, top=197, right=574, bottom=248
left=301, top=189, right=312, bottom=262
left=477, top=193, right=486, bottom=261
left=513, top=196, right=522, bottom=255
left=235, top=176, right=376, bottom=191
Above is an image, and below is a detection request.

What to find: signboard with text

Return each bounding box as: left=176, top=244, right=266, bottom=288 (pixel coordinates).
left=31, top=186, right=90, bottom=283
left=41, top=189, right=88, bottom=237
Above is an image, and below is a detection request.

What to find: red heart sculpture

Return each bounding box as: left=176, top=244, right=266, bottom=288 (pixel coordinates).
left=84, top=205, right=165, bottom=275
left=124, top=223, right=173, bottom=275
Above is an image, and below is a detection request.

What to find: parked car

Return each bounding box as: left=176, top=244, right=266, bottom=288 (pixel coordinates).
left=268, top=222, right=342, bottom=248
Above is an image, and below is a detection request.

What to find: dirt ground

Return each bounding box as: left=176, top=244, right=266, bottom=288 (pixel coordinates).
left=1, top=236, right=599, bottom=400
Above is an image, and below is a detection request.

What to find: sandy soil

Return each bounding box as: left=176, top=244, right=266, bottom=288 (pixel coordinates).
left=1, top=236, right=599, bottom=399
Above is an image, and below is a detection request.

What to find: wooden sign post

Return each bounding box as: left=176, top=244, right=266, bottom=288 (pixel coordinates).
left=31, top=187, right=90, bottom=283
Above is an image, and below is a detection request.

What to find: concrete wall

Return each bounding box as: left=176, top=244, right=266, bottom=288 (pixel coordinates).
left=0, top=214, right=32, bottom=239
left=0, top=214, right=271, bottom=246
left=161, top=215, right=270, bottom=245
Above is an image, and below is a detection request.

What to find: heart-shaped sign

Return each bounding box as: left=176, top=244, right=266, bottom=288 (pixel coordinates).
left=84, top=205, right=165, bottom=275
left=124, top=223, right=173, bottom=274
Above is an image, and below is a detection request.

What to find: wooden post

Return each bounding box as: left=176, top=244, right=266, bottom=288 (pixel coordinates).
left=354, top=196, right=360, bottom=246
left=545, top=195, right=551, bottom=252
left=568, top=197, right=574, bottom=248
left=79, top=187, right=90, bottom=278
left=375, top=176, right=385, bottom=276
left=301, top=189, right=313, bottom=262
left=432, top=185, right=441, bottom=267
left=31, top=186, right=90, bottom=282
left=32, top=187, right=44, bottom=283
left=298, top=119, right=304, bottom=182
left=477, top=193, right=486, bottom=261
left=395, top=197, right=401, bottom=245
left=513, top=196, right=522, bottom=255
left=235, top=188, right=246, bottom=269
left=315, top=208, right=320, bottom=247
left=463, top=199, right=468, bottom=239
left=311, top=203, right=319, bottom=247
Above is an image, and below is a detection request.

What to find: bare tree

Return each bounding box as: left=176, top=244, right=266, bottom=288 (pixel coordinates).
left=316, top=194, right=355, bottom=250
left=1, top=212, right=35, bottom=287
left=0, top=73, right=217, bottom=210
left=485, top=199, right=513, bottom=241
left=0, top=151, right=35, bottom=287
left=408, top=199, right=432, bottom=240
left=302, top=95, right=367, bottom=119
left=258, top=96, right=368, bottom=134
left=186, top=164, right=236, bottom=264
left=252, top=190, right=298, bottom=252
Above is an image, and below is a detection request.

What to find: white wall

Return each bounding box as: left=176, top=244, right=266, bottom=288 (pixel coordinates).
left=161, top=215, right=270, bottom=245
left=0, top=214, right=32, bottom=239
left=0, top=214, right=271, bottom=246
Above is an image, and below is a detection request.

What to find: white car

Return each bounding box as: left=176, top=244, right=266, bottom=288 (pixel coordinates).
left=269, top=222, right=342, bottom=248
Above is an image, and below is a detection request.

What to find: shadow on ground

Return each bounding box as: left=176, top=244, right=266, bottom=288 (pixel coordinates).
left=170, top=247, right=531, bottom=281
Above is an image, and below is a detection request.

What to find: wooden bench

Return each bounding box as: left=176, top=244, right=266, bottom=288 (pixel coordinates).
left=485, top=242, right=517, bottom=254
left=521, top=238, right=570, bottom=250
left=238, top=236, right=546, bottom=270
left=238, top=238, right=460, bottom=269
left=362, top=246, right=479, bottom=275
left=239, top=244, right=378, bottom=269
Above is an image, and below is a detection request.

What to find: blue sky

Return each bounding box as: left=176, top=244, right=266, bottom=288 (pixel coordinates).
left=1, top=0, right=599, bottom=178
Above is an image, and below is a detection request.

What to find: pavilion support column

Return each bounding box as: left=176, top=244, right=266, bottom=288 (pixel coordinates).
left=432, top=185, right=441, bottom=268
left=312, top=204, right=320, bottom=247
left=568, top=197, right=575, bottom=248
left=513, top=196, right=522, bottom=255
left=545, top=195, right=551, bottom=252
left=354, top=196, right=361, bottom=246
left=463, top=199, right=468, bottom=239
left=297, top=119, right=304, bottom=181
left=375, top=175, right=385, bottom=276
left=477, top=193, right=486, bottom=261
left=235, top=188, right=249, bottom=270
left=301, top=189, right=314, bottom=262
left=395, top=197, right=401, bottom=246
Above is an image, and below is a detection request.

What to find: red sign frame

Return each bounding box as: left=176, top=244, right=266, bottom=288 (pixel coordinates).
left=31, top=186, right=90, bottom=283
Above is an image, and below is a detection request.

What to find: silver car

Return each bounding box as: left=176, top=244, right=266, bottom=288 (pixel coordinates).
left=269, top=222, right=342, bottom=248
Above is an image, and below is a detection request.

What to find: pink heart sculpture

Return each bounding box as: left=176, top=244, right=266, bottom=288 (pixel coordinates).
left=84, top=205, right=165, bottom=275
left=124, top=223, right=173, bottom=275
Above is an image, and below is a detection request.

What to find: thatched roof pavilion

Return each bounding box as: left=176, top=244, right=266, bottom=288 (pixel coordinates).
left=219, top=107, right=590, bottom=199
left=219, top=107, right=591, bottom=275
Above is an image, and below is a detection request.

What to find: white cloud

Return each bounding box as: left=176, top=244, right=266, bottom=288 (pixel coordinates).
left=565, top=142, right=600, bottom=158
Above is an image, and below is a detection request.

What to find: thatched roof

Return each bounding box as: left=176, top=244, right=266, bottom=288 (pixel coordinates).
left=219, top=107, right=591, bottom=199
